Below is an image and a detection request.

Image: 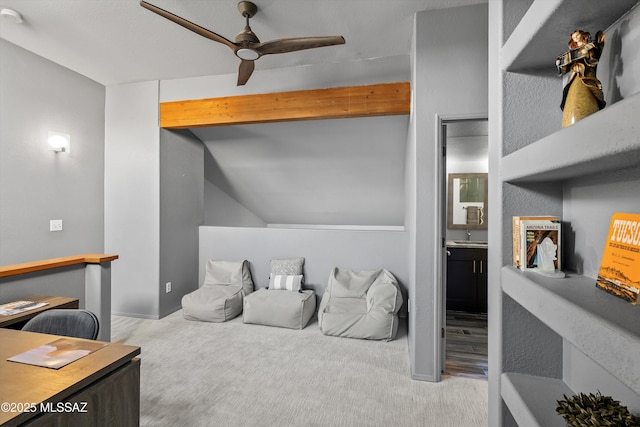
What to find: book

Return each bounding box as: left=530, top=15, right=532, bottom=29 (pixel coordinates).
left=0, top=300, right=49, bottom=316
left=7, top=338, right=107, bottom=369
left=595, top=212, right=640, bottom=304
left=519, top=219, right=562, bottom=272
left=512, top=216, right=559, bottom=269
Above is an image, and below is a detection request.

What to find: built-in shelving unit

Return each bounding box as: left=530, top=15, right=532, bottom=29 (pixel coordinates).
left=501, top=372, right=573, bottom=427
left=502, top=267, right=640, bottom=395
left=502, top=0, right=638, bottom=72
left=501, top=91, right=640, bottom=183
left=492, top=1, right=640, bottom=425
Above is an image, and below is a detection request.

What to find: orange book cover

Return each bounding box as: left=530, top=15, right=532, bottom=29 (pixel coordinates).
left=596, top=212, right=640, bottom=304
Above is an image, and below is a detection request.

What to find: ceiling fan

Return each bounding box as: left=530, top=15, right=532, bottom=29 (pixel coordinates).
left=140, top=1, right=346, bottom=86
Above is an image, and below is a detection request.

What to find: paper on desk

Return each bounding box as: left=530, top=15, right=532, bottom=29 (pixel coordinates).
left=7, top=338, right=107, bottom=369
left=0, top=301, right=48, bottom=316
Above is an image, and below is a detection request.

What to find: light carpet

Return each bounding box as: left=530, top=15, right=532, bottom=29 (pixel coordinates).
left=112, top=310, right=487, bottom=427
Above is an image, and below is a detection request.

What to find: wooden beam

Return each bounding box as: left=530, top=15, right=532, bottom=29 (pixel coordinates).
left=159, top=82, right=410, bottom=129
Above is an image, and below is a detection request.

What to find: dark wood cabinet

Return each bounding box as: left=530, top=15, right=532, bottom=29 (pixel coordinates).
left=446, top=247, right=487, bottom=313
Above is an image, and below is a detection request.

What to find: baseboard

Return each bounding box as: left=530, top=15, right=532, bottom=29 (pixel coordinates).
left=111, top=311, right=159, bottom=320
left=411, top=370, right=438, bottom=382
left=159, top=305, right=183, bottom=319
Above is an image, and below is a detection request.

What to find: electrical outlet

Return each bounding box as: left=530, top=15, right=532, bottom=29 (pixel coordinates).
left=165, top=282, right=172, bottom=293
left=50, top=219, right=63, bottom=232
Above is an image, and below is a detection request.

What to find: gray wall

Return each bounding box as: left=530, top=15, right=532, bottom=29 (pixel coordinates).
left=0, top=39, right=104, bottom=304
left=204, top=148, right=267, bottom=227
left=408, top=4, right=488, bottom=381
left=159, top=129, right=204, bottom=317
left=204, top=179, right=266, bottom=227
left=199, top=226, right=408, bottom=312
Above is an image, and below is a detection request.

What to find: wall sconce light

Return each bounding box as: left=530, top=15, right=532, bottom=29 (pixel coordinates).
left=0, top=8, right=23, bottom=24
left=48, top=131, right=70, bottom=153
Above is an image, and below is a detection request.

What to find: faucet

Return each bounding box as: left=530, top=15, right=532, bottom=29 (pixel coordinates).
left=466, top=230, right=471, bottom=241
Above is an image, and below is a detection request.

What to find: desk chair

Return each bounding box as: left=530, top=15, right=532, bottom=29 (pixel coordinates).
left=22, top=309, right=100, bottom=340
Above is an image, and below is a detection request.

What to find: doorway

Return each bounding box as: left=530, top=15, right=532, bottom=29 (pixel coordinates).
left=440, top=117, right=488, bottom=380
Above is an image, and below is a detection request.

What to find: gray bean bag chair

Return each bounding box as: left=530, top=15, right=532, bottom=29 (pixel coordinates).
left=182, top=260, right=254, bottom=322
left=318, top=267, right=403, bottom=341
left=243, top=289, right=316, bottom=330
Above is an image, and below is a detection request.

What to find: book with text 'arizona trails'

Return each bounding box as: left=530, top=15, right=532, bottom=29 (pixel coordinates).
left=519, top=219, right=562, bottom=272
left=512, top=216, right=559, bottom=269
left=596, top=212, right=640, bottom=304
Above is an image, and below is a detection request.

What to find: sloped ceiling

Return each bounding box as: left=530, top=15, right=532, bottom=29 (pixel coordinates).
left=195, top=115, right=409, bottom=226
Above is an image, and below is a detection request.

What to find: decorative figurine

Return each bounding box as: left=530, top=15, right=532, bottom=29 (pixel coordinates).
left=556, top=30, right=606, bottom=127
left=537, top=237, right=558, bottom=272
left=534, top=236, right=565, bottom=278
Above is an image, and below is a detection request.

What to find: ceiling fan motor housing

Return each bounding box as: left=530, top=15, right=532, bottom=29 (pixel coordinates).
left=237, top=1, right=258, bottom=19
left=235, top=29, right=260, bottom=44
left=235, top=1, right=260, bottom=44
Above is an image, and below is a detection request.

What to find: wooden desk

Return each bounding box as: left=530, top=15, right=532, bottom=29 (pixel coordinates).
left=0, top=329, right=140, bottom=426
left=0, top=295, right=79, bottom=329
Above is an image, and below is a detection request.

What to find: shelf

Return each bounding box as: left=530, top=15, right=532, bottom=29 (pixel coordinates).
left=501, top=91, right=640, bottom=182
left=503, top=0, right=637, bottom=72
left=501, top=372, right=573, bottom=427
left=0, top=254, right=119, bottom=278
left=502, top=266, right=640, bottom=395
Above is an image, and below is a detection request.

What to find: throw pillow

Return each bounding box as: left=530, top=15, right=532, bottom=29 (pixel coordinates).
left=270, top=257, right=304, bottom=276
left=269, top=274, right=303, bottom=291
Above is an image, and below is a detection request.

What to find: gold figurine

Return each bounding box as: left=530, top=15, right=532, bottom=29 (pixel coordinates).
left=556, top=30, right=606, bottom=127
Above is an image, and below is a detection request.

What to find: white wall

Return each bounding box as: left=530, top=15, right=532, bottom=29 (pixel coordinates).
left=105, top=81, right=161, bottom=318
left=409, top=4, right=488, bottom=381
left=199, top=226, right=408, bottom=311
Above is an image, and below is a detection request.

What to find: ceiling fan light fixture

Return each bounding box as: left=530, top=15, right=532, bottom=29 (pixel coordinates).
left=236, top=48, right=259, bottom=60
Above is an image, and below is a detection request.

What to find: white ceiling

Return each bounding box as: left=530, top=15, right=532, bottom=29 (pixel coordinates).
left=0, top=0, right=486, bottom=85
left=0, top=0, right=488, bottom=227
left=446, top=120, right=489, bottom=164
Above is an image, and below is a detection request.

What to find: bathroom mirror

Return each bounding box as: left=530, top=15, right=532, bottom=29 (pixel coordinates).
left=447, top=173, right=488, bottom=230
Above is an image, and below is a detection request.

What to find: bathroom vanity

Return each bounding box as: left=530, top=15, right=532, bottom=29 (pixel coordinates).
left=446, top=241, right=488, bottom=313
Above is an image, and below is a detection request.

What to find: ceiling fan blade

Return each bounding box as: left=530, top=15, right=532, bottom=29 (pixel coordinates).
left=237, top=60, right=255, bottom=86
left=256, top=36, right=345, bottom=55
left=140, top=1, right=236, bottom=50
